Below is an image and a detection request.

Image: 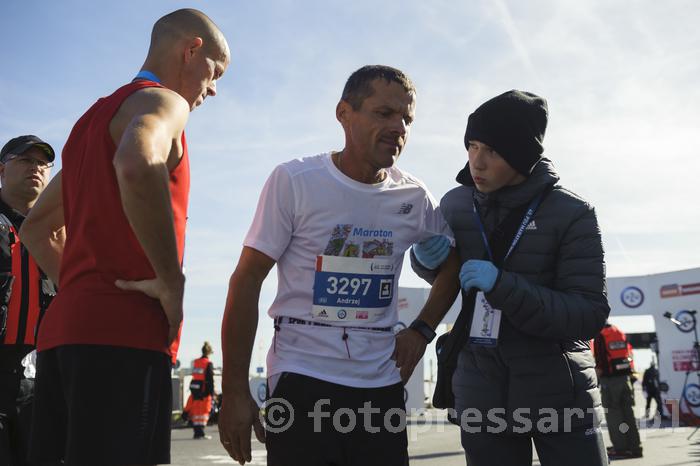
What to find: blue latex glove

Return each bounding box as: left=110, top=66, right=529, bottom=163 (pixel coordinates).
left=459, top=260, right=499, bottom=293
left=412, top=235, right=451, bottom=270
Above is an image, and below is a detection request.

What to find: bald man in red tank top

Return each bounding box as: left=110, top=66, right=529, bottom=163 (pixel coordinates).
left=20, top=9, right=230, bottom=465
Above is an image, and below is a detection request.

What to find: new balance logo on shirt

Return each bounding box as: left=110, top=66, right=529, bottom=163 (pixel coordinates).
left=396, top=203, right=413, bottom=214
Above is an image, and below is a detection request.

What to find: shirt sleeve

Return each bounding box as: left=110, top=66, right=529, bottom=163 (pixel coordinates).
left=419, top=190, right=455, bottom=245
left=243, top=164, right=295, bottom=261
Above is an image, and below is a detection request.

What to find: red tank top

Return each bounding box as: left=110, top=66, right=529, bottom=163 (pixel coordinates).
left=37, top=80, right=190, bottom=358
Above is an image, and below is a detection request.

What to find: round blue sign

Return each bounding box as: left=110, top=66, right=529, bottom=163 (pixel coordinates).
left=675, top=310, right=696, bottom=333
left=620, top=286, right=644, bottom=308
left=257, top=383, right=268, bottom=402
left=683, top=383, right=700, bottom=408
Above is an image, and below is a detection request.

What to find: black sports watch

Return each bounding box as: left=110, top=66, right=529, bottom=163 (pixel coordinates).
left=409, top=319, right=436, bottom=343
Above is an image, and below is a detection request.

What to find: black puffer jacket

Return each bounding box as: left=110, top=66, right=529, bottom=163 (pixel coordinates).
left=413, top=158, right=610, bottom=431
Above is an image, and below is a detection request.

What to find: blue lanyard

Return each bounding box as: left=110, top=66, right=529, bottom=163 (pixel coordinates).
left=133, top=70, right=161, bottom=83
left=472, top=191, right=545, bottom=264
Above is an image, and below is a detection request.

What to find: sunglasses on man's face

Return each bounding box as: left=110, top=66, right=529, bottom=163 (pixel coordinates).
left=3, top=154, right=54, bottom=169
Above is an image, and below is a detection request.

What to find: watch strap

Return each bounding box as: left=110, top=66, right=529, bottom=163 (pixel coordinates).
left=409, top=319, right=436, bottom=343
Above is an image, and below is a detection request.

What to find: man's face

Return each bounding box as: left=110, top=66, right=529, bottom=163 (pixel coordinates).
left=181, top=39, right=230, bottom=110
left=467, top=140, right=522, bottom=193
left=340, top=80, right=416, bottom=169
left=0, top=147, right=52, bottom=198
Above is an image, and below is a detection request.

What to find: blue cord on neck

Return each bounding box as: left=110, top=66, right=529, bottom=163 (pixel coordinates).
left=134, top=70, right=161, bottom=83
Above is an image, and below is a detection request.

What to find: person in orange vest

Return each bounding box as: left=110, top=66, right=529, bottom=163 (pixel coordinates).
left=184, top=341, right=216, bottom=439
left=594, top=322, right=642, bottom=460
left=0, top=135, right=58, bottom=466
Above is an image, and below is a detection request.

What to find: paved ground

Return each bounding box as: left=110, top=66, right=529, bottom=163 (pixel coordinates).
left=171, top=413, right=700, bottom=465
left=172, top=384, right=699, bottom=465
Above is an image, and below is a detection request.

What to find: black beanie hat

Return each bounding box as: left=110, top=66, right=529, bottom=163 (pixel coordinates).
left=464, top=90, right=548, bottom=176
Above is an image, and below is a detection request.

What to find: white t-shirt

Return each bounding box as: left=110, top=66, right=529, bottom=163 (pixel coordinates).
left=244, top=153, right=452, bottom=388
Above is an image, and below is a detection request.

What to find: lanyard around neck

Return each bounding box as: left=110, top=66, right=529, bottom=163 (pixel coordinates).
left=472, top=190, right=545, bottom=264
left=133, top=70, right=161, bottom=83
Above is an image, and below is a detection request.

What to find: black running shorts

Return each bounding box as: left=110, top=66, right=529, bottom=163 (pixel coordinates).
left=265, top=372, right=408, bottom=466
left=29, top=345, right=172, bottom=466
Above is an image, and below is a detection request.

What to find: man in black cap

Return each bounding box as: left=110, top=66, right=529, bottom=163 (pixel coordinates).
left=0, top=135, right=57, bottom=466
left=410, top=90, right=610, bottom=465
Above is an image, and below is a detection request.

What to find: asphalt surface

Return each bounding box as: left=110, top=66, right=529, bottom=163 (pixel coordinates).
left=171, top=413, right=700, bottom=466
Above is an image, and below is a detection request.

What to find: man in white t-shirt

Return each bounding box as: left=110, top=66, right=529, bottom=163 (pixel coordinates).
left=219, top=65, right=460, bottom=466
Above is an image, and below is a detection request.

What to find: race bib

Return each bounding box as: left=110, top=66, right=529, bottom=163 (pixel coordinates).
left=312, top=255, right=395, bottom=322
left=468, top=291, right=501, bottom=347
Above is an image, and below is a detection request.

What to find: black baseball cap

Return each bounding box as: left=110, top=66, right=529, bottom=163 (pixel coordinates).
left=0, top=135, right=56, bottom=163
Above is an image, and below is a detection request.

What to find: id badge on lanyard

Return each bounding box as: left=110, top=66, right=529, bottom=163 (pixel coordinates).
left=467, top=191, right=545, bottom=347
left=312, top=255, right=395, bottom=323
left=468, top=291, right=502, bottom=347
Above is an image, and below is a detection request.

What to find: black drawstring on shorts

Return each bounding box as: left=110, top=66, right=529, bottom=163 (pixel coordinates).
left=273, top=323, right=280, bottom=354
left=342, top=328, right=351, bottom=359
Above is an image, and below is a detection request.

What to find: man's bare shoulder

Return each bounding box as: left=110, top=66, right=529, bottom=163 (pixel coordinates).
left=110, top=86, right=189, bottom=144
left=120, top=86, right=189, bottom=121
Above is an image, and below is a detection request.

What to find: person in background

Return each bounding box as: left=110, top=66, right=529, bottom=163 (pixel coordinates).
left=642, top=360, right=668, bottom=420
left=0, top=135, right=58, bottom=466
left=184, top=341, right=216, bottom=439
left=594, top=321, right=643, bottom=459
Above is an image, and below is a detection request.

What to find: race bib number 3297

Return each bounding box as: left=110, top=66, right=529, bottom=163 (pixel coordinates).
left=312, top=255, right=395, bottom=322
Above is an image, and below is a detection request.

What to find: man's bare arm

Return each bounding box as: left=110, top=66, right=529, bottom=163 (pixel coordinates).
left=219, top=246, right=275, bottom=465
left=19, top=171, right=65, bottom=284
left=221, top=247, right=275, bottom=392
left=392, top=249, right=461, bottom=382
left=114, top=89, right=189, bottom=284
left=416, top=249, right=461, bottom=328
left=112, top=88, right=190, bottom=342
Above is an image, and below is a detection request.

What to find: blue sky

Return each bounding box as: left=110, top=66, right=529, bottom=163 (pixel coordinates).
left=2, top=0, right=699, bottom=368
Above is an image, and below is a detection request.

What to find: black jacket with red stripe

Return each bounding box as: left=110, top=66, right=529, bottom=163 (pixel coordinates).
left=0, top=194, right=56, bottom=372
